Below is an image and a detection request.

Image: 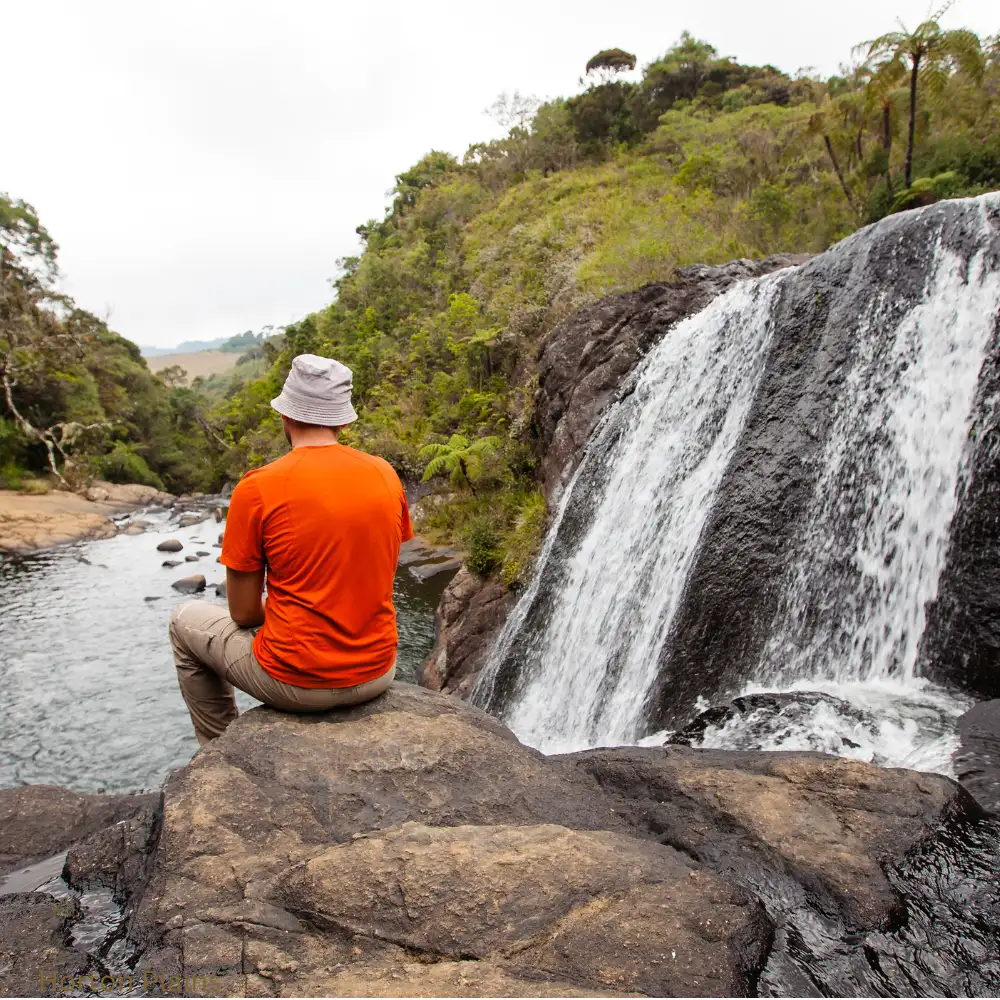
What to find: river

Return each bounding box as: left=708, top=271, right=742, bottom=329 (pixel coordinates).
left=0, top=503, right=452, bottom=793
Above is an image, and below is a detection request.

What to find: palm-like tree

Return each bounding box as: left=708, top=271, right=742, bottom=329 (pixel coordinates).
left=419, top=434, right=501, bottom=495
left=861, top=57, right=906, bottom=197
left=863, top=9, right=983, bottom=188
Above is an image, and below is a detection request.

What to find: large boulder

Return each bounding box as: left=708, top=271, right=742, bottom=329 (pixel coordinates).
left=120, top=684, right=985, bottom=997
left=565, top=745, right=973, bottom=929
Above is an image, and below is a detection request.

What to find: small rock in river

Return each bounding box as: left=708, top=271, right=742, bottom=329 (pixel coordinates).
left=162, top=560, right=182, bottom=568
left=172, top=575, right=206, bottom=594
left=196, top=551, right=210, bottom=557
left=123, top=525, right=145, bottom=536
left=157, top=539, right=183, bottom=553
left=185, top=555, right=199, bottom=562
left=144, top=596, right=162, bottom=602
left=218, top=532, right=225, bottom=545
left=215, top=581, right=228, bottom=599
left=178, top=513, right=208, bottom=528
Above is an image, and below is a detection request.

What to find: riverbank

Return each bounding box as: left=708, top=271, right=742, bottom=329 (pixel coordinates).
left=0, top=483, right=173, bottom=555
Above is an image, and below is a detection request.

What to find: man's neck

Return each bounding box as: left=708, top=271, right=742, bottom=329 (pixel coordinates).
left=288, top=426, right=340, bottom=449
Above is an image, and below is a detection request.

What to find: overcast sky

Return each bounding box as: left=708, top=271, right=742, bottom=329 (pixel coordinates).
left=5, top=0, right=997, bottom=348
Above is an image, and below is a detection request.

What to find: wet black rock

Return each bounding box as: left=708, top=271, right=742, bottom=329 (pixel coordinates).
left=214, top=581, right=227, bottom=599
left=143, top=596, right=162, bottom=603
left=171, top=575, right=206, bottom=595
left=666, top=691, right=879, bottom=758
left=645, top=198, right=1000, bottom=726
left=155, top=539, right=183, bottom=553
left=196, top=550, right=210, bottom=557
left=63, top=803, right=161, bottom=900
left=184, top=554, right=199, bottom=562
left=955, top=699, right=1000, bottom=813
left=160, top=560, right=181, bottom=568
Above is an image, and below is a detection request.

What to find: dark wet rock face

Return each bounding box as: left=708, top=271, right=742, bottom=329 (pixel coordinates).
left=919, top=317, right=1000, bottom=697
left=155, top=539, right=183, bottom=553
left=955, top=700, right=1000, bottom=813
left=422, top=567, right=516, bottom=696
left=534, top=255, right=809, bottom=497
left=0, top=893, right=83, bottom=997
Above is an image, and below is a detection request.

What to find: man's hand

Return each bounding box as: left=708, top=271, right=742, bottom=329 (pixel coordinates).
left=227, top=567, right=266, bottom=627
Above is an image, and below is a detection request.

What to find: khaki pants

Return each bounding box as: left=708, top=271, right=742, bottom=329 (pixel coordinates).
left=169, top=602, right=395, bottom=745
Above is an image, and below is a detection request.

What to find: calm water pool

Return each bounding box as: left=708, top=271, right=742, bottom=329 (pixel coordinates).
left=0, top=504, right=451, bottom=792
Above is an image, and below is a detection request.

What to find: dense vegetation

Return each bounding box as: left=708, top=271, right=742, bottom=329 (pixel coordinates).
left=3, top=19, right=998, bottom=581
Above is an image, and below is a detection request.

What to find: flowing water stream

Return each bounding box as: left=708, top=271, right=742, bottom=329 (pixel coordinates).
left=0, top=504, right=451, bottom=792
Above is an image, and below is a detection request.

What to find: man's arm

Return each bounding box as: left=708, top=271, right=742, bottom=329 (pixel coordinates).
left=227, top=567, right=266, bottom=627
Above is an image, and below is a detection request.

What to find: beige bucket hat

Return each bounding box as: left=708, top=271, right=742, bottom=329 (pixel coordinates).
left=270, top=354, right=358, bottom=426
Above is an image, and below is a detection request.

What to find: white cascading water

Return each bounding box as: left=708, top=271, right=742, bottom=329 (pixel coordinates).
left=481, top=196, right=1000, bottom=773
left=484, top=275, right=787, bottom=752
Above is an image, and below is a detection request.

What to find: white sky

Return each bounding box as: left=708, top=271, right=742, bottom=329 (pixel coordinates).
left=5, top=0, right=997, bottom=348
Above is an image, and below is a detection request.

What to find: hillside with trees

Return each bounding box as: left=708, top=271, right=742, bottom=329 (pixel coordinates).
left=3, top=19, right=998, bottom=579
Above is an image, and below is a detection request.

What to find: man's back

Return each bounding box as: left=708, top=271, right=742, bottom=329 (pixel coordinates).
left=221, top=443, right=413, bottom=687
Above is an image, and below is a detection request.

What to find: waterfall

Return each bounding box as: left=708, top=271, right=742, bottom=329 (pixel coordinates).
left=476, top=275, right=787, bottom=752
left=758, top=239, right=1000, bottom=686
left=477, top=195, right=1000, bottom=762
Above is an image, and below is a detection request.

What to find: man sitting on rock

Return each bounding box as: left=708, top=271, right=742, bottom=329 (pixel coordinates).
left=169, top=354, right=413, bottom=745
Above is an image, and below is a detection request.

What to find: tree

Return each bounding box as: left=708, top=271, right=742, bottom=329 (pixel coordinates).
left=485, top=91, right=540, bottom=133
left=863, top=9, right=983, bottom=187
left=585, top=48, right=637, bottom=83
left=861, top=56, right=906, bottom=196
left=808, top=99, right=859, bottom=213
left=0, top=194, right=110, bottom=483
left=419, top=434, right=501, bottom=495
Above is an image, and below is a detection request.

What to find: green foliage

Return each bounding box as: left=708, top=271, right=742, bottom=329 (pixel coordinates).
left=586, top=48, right=637, bottom=78
left=1, top=193, right=222, bottom=493
left=419, top=434, right=502, bottom=493
left=464, top=517, right=503, bottom=578
left=501, top=491, right=547, bottom=586
left=94, top=442, right=164, bottom=489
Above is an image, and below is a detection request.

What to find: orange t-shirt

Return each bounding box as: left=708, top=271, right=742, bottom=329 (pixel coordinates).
left=220, top=444, right=414, bottom=688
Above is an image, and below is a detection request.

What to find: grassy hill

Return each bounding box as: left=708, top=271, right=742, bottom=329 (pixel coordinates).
left=203, top=26, right=999, bottom=581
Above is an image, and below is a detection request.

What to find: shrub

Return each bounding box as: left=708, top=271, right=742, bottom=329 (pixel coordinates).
left=95, top=442, right=164, bottom=489
left=464, top=517, right=502, bottom=578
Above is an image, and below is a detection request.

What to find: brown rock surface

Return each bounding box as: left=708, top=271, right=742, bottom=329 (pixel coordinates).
left=568, top=745, right=976, bottom=929
left=421, top=567, right=515, bottom=696
left=118, top=684, right=980, bottom=997
left=0, top=482, right=172, bottom=553
left=0, top=785, right=160, bottom=877
left=0, top=893, right=84, bottom=998
left=131, top=686, right=770, bottom=997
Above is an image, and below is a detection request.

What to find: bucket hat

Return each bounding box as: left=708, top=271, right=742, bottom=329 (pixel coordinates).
left=270, top=354, right=358, bottom=426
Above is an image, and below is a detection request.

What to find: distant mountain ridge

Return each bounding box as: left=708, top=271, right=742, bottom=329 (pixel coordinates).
left=141, top=337, right=228, bottom=357
left=141, top=330, right=269, bottom=358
